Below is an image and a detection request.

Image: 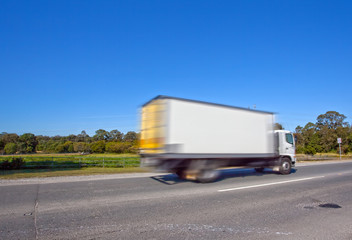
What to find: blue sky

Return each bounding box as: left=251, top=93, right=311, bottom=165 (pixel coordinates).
left=1, top=0, right=351, bottom=136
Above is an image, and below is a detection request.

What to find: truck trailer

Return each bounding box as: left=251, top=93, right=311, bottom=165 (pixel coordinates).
left=140, top=96, right=296, bottom=182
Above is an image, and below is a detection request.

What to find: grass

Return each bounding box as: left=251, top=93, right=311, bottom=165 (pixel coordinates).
left=0, top=167, right=149, bottom=180
left=0, top=153, right=144, bottom=179
left=0, top=153, right=139, bottom=158
left=296, top=153, right=352, bottom=162
left=0, top=154, right=141, bottom=168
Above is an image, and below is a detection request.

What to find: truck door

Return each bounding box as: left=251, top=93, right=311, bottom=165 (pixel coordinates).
left=279, top=132, right=295, bottom=158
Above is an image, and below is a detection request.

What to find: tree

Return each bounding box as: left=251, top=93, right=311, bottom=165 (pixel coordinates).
left=77, top=130, right=90, bottom=142
left=294, top=126, right=304, bottom=153
left=315, top=111, right=349, bottom=153
left=110, top=130, right=124, bottom=142
left=0, top=133, right=19, bottom=145
left=299, top=122, right=322, bottom=154
left=274, top=123, right=284, bottom=130
left=93, top=129, right=111, bottom=141
left=105, top=142, right=131, bottom=153
left=0, top=138, right=4, bottom=152
left=66, top=134, right=78, bottom=142
left=18, top=133, right=38, bottom=153
left=316, top=111, right=348, bottom=130
left=4, top=143, right=17, bottom=154
left=42, top=140, right=60, bottom=153
left=90, top=140, right=105, bottom=153
left=123, top=131, right=138, bottom=142
left=73, top=142, right=91, bottom=153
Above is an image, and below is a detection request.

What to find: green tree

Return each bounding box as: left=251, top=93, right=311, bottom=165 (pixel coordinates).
left=123, top=131, right=138, bottom=142
left=66, top=134, right=78, bottom=142
left=1, top=133, right=19, bottom=145
left=316, top=111, right=349, bottom=153
left=0, top=139, right=4, bottom=152
left=316, top=111, right=348, bottom=130
left=110, top=130, right=124, bottom=142
left=93, top=129, right=111, bottom=141
left=77, top=130, right=90, bottom=142
left=73, top=142, right=91, bottom=153
left=18, top=133, right=38, bottom=153
left=90, top=140, right=105, bottom=153
left=336, top=125, right=351, bottom=154
left=300, top=122, right=322, bottom=154
left=42, top=140, right=60, bottom=153
left=105, top=142, right=131, bottom=153
left=4, top=143, right=17, bottom=154
left=55, top=141, right=74, bottom=153
left=55, top=143, right=66, bottom=153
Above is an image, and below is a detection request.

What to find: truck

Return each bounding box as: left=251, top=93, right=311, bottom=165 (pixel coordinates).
left=139, top=95, right=296, bottom=182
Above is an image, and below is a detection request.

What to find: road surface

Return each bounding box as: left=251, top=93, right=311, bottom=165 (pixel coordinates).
left=1, top=161, right=352, bottom=239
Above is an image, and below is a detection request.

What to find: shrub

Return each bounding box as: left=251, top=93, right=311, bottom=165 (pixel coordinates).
left=4, top=143, right=17, bottom=154
left=11, top=157, right=24, bottom=169
left=90, top=140, right=106, bottom=153
left=0, top=157, right=24, bottom=170
left=73, top=142, right=91, bottom=153
left=105, top=142, right=131, bottom=153
left=303, top=145, right=317, bottom=155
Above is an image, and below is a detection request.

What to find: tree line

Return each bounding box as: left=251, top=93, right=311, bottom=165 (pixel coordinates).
left=1, top=111, right=351, bottom=156
left=294, top=111, right=352, bottom=154
left=0, top=129, right=139, bottom=155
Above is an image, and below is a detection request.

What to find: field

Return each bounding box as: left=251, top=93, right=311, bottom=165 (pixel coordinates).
left=0, top=153, right=143, bottom=179
left=0, top=153, right=140, bottom=168
left=1, top=153, right=352, bottom=180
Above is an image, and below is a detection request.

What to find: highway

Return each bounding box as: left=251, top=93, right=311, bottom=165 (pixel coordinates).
left=1, top=161, right=352, bottom=239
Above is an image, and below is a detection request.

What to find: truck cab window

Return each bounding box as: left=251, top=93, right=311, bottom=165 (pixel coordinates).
left=286, top=133, right=294, bottom=145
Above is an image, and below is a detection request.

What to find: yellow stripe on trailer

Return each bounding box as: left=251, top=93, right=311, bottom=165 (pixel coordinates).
left=140, top=99, right=166, bottom=154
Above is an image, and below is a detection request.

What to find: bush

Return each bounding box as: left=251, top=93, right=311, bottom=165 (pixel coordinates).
left=105, top=142, right=132, bottom=153
left=303, top=145, right=317, bottom=155
left=0, top=157, right=24, bottom=170
left=90, top=140, right=106, bottom=153
left=4, top=143, right=17, bottom=154
left=73, top=142, right=91, bottom=153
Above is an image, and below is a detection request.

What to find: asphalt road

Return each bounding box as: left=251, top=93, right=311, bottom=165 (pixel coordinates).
left=1, top=161, right=352, bottom=240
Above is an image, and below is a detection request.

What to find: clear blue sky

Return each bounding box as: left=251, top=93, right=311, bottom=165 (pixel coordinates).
left=1, top=0, right=351, bottom=136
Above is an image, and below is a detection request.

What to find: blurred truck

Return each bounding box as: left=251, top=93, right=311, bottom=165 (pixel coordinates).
left=139, top=96, right=296, bottom=182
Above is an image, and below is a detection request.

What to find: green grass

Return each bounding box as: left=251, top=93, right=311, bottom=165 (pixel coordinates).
left=0, top=154, right=141, bottom=169
left=0, top=167, right=149, bottom=180
left=0, top=153, right=139, bottom=158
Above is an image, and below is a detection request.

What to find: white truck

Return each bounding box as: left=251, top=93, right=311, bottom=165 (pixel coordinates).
left=140, top=96, right=296, bottom=182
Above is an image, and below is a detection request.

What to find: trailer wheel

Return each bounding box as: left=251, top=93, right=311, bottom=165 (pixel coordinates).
left=196, top=169, right=219, bottom=183
left=279, top=157, right=292, bottom=175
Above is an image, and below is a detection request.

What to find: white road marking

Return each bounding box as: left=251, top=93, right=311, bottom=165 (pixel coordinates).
left=218, top=176, right=325, bottom=192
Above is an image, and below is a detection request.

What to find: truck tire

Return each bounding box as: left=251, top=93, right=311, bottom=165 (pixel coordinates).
left=279, top=157, right=292, bottom=175
left=196, top=169, right=219, bottom=183
left=175, top=169, right=186, bottom=179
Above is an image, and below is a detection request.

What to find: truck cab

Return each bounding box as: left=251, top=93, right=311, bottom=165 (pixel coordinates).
left=275, top=130, right=296, bottom=166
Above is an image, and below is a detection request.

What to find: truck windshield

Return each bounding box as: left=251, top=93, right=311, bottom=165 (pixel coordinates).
left=285, top=133, right=294, bottom=145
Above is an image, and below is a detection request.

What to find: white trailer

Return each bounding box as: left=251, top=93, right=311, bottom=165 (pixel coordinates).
left=140, top=96, right=296, bottom=182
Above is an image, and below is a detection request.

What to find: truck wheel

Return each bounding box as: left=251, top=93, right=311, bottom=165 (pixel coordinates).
left=196, top=169, right=219, bottom=183
left=279, top=158, right=292, bottom=175
left=175, top=169, right=186, bottom=179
